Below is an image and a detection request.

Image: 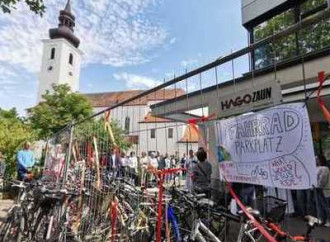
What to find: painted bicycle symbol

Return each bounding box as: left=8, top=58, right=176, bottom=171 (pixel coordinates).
left=251, top=166, right=268, bottom=180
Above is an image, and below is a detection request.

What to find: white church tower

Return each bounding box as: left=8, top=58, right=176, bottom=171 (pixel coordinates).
left=37, top=0, right=83, bottom=102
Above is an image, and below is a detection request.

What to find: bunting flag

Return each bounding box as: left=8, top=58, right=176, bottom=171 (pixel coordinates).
left=110, top=196, right=119, bottom=242
left=317, top=71, right=330, bottom=123
left=188, top=113, right=216, bottom=163
left=86, top=141, right=93, bottom=165
left=104, top=111, right=117, bottom=147
left=93, top=136, right=101, bottom=189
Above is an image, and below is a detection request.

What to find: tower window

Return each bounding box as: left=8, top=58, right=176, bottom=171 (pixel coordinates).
left=124, top=117, right=130, bottom=133
left=69, top=53, right=74, bottom=65
left=50, top=48, right=55, bottom=59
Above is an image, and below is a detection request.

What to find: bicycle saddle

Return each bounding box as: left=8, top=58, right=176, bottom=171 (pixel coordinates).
left=238, top=207, right=261, bottom=220
left=198, top=198, right=215, bottom=207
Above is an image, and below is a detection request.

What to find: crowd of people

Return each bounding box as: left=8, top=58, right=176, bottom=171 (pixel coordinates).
left=103, top=147, right=212, bottom=195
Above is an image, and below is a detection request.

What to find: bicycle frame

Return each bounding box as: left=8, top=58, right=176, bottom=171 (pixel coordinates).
left=191, top=218, right=222, bottom=242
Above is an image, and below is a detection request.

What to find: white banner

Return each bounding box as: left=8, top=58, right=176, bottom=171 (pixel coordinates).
left=215, top=103, right=317, bottom=189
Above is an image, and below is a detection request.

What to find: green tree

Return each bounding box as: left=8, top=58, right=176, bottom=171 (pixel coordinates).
left=28, top=84, right=93, bottom=139
left=0, top=0, right=45, bottom=15
left=0, top=108, right=36, bottom=179
left=253, top=0, right=330, bottom=69
left=74, top=118, right=131, bottom=153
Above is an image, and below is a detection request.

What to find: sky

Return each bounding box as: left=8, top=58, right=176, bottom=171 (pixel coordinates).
left=0, top=0, right=248, bottom=115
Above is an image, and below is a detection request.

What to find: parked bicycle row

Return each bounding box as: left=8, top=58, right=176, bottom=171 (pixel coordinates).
left=0, top=166, right=319, bottom=242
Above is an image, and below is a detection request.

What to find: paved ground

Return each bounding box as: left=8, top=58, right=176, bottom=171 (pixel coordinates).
left=0, top=199, right=13, bottom=222
left=225, top=216, right=330, bottom=242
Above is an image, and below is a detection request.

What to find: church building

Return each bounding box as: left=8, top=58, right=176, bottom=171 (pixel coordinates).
left=37, top=0, right=198, bottom=156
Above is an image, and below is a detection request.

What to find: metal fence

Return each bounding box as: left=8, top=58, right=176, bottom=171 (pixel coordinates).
left=40, top=8, right=330, bottom=241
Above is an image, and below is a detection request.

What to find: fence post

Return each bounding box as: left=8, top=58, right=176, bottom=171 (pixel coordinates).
left=62, top=123, right=74, bottom=185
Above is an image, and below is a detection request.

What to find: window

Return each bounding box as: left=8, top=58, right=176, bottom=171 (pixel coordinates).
left=150, top=129, right=156, bottom=139
left=50, top=48, right=55, bottom=59
left=124, top=117, right=130, bottom=133
left=69, top=53, right=73, bottom=65
left=168, top=128, right=173, bottom=139
left=252, top=1, right=330, bottom=70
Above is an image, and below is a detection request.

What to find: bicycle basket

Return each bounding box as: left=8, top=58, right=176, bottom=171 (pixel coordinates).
left=257, top=196, right=287, bottom=222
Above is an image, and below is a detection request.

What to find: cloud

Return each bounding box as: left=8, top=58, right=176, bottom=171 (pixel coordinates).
left=114, top=73, right=161, bottom=89
left=169, top=37, right=176, bottom=44
left=0, top=0, right=169, bottom=112
left=0, top=0, right=168, bottom=72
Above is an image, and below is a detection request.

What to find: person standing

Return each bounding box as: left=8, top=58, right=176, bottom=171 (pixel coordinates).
left=129, top=151, right=138, bottom=184
left=149, top=152, right=158, bottom=170
left=140, top=152, right=149, bottom=187
left=192, top=148, right=212, bottom=197
left=164, top=154, right=171, bottom=183
left=158, top=154, right=166, bottom=170
left=120, top=152, right=129, bottom=178
left=315, top=154, right=330, bottom=226
left=148, top=152, right=159, bottom=183
left=181, top=153, right=187, bottom=177
left=185, top=150, right=197, bottom=192
left=17, top=142, right=35, bottom=181
left=106, top=147, right=121, bottom=177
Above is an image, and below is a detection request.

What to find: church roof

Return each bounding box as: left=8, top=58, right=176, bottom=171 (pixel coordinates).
left=139, top=112, right=173, bottom=123
left=85, top=89, right=185, bottom=107
left=49, top=0, right=80, bottom=48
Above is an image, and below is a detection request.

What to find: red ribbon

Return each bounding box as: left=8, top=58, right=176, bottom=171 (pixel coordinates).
left=317, top=72, right=330, bottom=123
left=105, top=110, right=111, bottom=123
left=110, top=197, right=119, bottom=242
left=87, top=141, right=93, bottom=165
left=153, top=168, right=186, bottom=242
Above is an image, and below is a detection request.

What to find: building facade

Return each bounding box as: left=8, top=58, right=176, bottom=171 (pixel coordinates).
left=85, top=90, right=198, bottom=156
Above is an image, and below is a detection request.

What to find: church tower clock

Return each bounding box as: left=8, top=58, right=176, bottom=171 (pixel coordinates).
left=37, top=0, right=83, bottom=102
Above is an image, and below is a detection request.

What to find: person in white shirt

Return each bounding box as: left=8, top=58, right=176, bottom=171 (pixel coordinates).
left=164, top=154, right=171, bottom=182
left=140, top=152, right=149, bottom=187
left=149, top=152, right=158, bottom=169
left=315, top=154, right=330, bottom=227
left=148, top=152, right=158, bottom=182
left=129, top=151, right=138, bottom=184
left=185, top=149, right=197, bottom=192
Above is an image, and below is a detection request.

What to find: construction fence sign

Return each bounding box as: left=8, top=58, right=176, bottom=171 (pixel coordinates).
left=214, top=102, right=317, bottom=189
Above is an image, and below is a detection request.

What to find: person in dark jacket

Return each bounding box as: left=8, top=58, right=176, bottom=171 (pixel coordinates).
left=192, top=148, right=212, bottom=197
left=106, top=147, right=121, bottom=176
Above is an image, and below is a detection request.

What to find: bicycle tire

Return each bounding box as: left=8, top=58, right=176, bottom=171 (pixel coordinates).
left=2, top=213, right=23, bottom=242
left=31, top=211, right=48, bottom=241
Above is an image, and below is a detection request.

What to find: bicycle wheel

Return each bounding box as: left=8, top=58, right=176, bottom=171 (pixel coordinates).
left=2, top=213, right=23, bottom=242
left=32, top=211, right=49, bottom=241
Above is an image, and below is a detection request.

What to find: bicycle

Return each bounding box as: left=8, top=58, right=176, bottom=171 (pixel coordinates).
left=171, top=187, right=240, bottom=242
left=236, top=196, right=318, bottom=242
left=0, top=180, right=37, bottom=242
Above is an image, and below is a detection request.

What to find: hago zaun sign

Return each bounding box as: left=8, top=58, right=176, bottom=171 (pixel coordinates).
left=215, top=103, right=317, bottom=189
left=218, top=81, right=282, bottom=118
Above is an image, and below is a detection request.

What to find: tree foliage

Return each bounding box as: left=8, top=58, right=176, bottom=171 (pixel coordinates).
left=0, top=0, right=45, bottom=15
left=28, top=84, right=93, bottom=139
left=0, top=108, right=36, bottom=179
left=253, top=0, right=330, bottom=69
left=74, top=118, right=132, bottom=153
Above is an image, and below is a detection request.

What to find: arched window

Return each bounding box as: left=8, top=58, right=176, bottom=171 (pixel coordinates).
left=50, top=48, right=56, bottom=59
left=69, top=53, right=73, bottom=65
left=125, top=117, right=130, bottom=133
